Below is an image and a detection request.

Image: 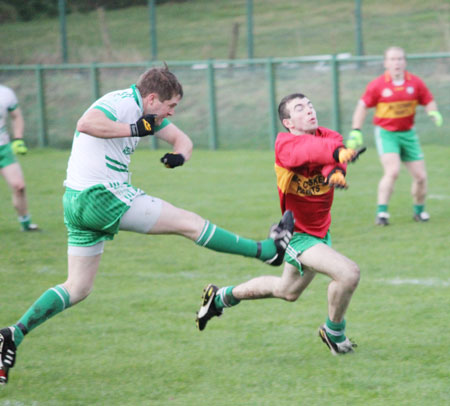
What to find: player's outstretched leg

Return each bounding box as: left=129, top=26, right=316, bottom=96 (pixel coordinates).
left=196, top=284, right=223, bottom=331
left=264, top=210, right=294, bottom=266
left=0, top=327, right=17, bottom=385
left=318, top=325, right=357, bottom=355
left=195, top=210, right=294, bottom=266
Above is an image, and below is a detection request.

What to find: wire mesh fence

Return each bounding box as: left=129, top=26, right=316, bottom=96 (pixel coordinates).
left=1, top=54, right=449, bottom=149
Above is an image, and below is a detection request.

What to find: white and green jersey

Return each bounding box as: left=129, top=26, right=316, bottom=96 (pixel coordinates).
left=64, top=84, right=169, bottom=192
left=0, top=85, right=19, bottom=146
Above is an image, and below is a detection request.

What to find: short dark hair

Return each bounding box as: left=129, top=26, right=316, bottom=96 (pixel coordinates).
left=278, top=93, right=306, bottom=126
left=136, top=63, right=183, bottom=101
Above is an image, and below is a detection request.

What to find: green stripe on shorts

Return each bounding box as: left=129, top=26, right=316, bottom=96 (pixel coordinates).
left=285, top=231, right=332, bottom=275
left=63, top=185, right=132, bottom=246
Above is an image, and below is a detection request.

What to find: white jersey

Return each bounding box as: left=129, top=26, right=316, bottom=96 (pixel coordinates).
left=0, top=85, right=19, bottom=146
left=64, top=85, right=144, bottom=190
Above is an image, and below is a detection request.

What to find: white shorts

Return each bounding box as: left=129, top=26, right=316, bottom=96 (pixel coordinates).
left=119, top=194, right=162, bottom=233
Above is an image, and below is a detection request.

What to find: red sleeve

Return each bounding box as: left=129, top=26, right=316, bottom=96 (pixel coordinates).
left=415, top=75, right=434, bottom=106
left=275, top=129, right=344, bottom=169
left=361, top=78, right=380, bottom=108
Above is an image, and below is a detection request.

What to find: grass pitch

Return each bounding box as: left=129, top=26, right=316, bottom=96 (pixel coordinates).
left=0, top=146, right=449, bottom=405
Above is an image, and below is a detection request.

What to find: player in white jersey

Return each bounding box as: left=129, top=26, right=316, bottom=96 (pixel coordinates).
left=0, top=65, right=294, bottom=384
left=0, top=84, right=39, bottom=231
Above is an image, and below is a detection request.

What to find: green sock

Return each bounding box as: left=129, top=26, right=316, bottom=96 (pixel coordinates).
left=377, top=204, right=388, bottom=214
left=18, top=214, right=31, bottom=230
left=196, top=221, right=276, bottom=261
left=214, top=286, right=240, bottom=310
left=325, top=317, right=346, bottom=344
left=413, top=204, right=424, bottom=215
left=13, top=285, right=71, bottom=347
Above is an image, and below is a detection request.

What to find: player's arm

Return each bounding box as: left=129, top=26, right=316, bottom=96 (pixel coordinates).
left=276, top=133, right=344, bottom=168
left=10, top=108, right=24, bottom=140
left=156, top=122, right=193, bottom=168
left=351, top=99, right=368, bottom=130
left=425, top=100, right=443, bottom=127
left=347, top=100, right=368, bottom=148
left=10, top=107, right=28, bottom=155
left=76, top=109, right=133, bottom=138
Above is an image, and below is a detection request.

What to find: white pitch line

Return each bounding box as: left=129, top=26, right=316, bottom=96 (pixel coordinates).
left=428, top=194, right=450, bottom=200
left=378, top=278, right=450, bottom=287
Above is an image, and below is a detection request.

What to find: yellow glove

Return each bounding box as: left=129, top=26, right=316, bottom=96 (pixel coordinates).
left=326, top=169, right=348, bottom=189
left=428, top=111, right=443, bottom=127
left=334, top=146, right=366, bottom=164
left=346, top=129, right=363, bottom=149
left=11, top=139, right=28, bottom=155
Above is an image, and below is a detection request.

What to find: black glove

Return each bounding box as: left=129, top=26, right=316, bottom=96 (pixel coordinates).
left=160, top=153, right=185, bottom=168
left=130, top=114, right=156, bottom=137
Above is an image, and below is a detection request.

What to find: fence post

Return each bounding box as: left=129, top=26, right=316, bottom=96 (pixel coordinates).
left=266, top=58, right=277, bottom=148
left=58, top=0, right=68, bottom=63
left=331, top=55, right=341, bottom=134
left=207, top=60, right=218, bottom=150
left=246, top=0, right=254, bottom=59
left=90, top=63, right=100, bottom=102
left=354, top=0, right=364, bottom=68
left=149, top=0, right=157, bottom=61
left=35, top=65, right=48, bottom=147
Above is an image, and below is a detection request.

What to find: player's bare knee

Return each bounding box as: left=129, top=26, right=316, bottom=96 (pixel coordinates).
left=176, top=210, right=205, bottom=239
left=387, top=170, right=400, bottom=182
left=344, top=262, right=360, bottom=291
left=275, top=286, right=301, bottom=302
left=283, top=291, right=301, bottom=302
left=415, top=174, right=427, bottom=185
left=12, top=182, right=26, bottom=195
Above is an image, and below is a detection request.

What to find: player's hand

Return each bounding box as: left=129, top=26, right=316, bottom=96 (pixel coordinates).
left=130, top=114, right=156, bottom=137
left=326, top=169, right=348, bottom=189
left=428, top=111, right=443, bottom=127
left=160, top=153, right=185, bottom=168
left=11, top=139, right=28, bottom=155
left=334, top=146, right=366, bottom=164
left=346, top=129, right=364, bottom=149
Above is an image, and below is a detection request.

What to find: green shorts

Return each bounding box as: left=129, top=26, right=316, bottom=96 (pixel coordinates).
left=0, top=143, right=17, bottom=169
left=63, top=183, right=143, bottom=247
left=374, top=127, right=424, bottom=161
left=284, top=231, right=331, bottom=275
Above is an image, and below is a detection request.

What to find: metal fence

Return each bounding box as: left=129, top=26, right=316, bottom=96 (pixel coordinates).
left=1, top=52, right=449, bottom=150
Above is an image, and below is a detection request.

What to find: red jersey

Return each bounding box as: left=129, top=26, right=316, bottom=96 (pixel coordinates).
left=274, top=126, right=346, bottom=238
left=361, top=71, right=434, bottom=132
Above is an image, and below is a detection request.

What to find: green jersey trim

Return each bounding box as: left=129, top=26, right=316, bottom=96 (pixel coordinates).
left=94, top=106, right=117, bottom=121
left=105, top=155, right=128, bottom=172
left=131, top=84, right=143, bottom=110
left=155, top=118, right=170, bottom=132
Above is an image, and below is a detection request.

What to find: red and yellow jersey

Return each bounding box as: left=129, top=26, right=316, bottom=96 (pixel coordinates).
left=361, top=71, right=434, bottom=132
left=274, top=127, right=346, bottom=238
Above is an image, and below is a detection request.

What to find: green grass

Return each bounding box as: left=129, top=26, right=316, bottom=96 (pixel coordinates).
left=0, top=147, right=449, bottom=405
left=1, top=0, right=449, bottom=65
